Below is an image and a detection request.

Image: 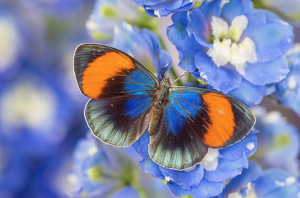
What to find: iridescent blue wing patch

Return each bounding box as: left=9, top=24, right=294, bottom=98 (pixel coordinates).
left=85, top=92, right=154, bottom=146
left=148, top=87, right=255, bottom=170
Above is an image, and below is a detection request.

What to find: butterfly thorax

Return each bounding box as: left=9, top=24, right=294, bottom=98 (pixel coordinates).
left=155, top=76, right=171, bottom=108
left=148, top=76, right=170, bottom=136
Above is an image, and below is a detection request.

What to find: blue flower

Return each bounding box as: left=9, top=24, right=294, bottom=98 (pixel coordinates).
left=218, top=160, right=300, bottom=198
left=167, top=0, right=293, bottom=107
left=130, top=0, right=197, bottom=17
left=67, top=133, right=146, bottom=198
left=86, top=0, right=158, bottom=42
left=111, top=22, right=172, bottom=78
left=0, top=71, right=72, bottom=158
left=272, top=43, right=300, bottom=117
left=251, top=106, right=300, bottom=176
left=133, top=129, right=258, bottom=198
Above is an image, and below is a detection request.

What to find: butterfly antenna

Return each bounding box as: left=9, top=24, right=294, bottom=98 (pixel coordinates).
left=170, top=69, right=200, bottom=80
left=156, top=44, right=164, bottom=78
left=171, top=71, right=188, bottom=85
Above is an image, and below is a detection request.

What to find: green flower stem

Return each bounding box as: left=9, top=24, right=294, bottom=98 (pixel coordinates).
left=134, top=185, right=148, bottom=198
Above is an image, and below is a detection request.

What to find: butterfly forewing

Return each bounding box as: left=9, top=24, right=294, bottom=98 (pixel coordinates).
left=149, top=87, right=255, bottom=170
left=74, top=44, right=159, bottom=99
left=74, top=44, right=159, bottom=146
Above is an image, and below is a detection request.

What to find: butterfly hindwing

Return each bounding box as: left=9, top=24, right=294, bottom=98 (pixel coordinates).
left=85, top=93, right=154, bottom=146
left=74, top=44, right=159, bottom=99
left=148, top=87, right=255, bottom=170
left=74, top=44, right=159, bottom=146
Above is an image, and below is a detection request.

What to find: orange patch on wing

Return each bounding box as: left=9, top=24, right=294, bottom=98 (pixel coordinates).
left=201, top=92, right=236, bottom=147
left=82, top=51, right=135, bottom=99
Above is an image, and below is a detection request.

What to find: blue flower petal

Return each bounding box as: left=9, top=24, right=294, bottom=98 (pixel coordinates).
left=194, top=52, right=242, bottom=93
left=204, top=155, right=248, bottom=182
left=220, top=0, right=254, bottom=23
left=139, top=157, right=165, bottom=179
left=266, top=182, right=300, bottom=198
left=198, top=0, right=222, bottom=21
left=254, top=169, right=291, bottom=198
left=265, top=84, right=276, bottom=96
left=132, top=131, right=149, bottom=156
left=244, top=16, right=294, bottom=63
left=245, top=131, right=258, bottom=158
left=159, top=165, right=204, bottom=189
left=140, top=28, right=172, bottom=77
left=168, top=11, right=189, bottom=40
left=186, top=0, right=223, bottom=47
left=219, top=130, right=257, bottom=160
left=134, top=131, right=165, bottom=179
left=158, top=50, right=173, bottom=77
left=243, top=56, right=289, bottom=86
left=138, top=0, right=193, bottom=17
left=219, top=160, right=263, bottom=197
left=187, top=8, right=212, bottom=48
left=138, top=133, right=150, bottom=158
left=167, top=12, right=204, bottom=72
left=168, top=178, right=224, bottom=198
left=229, top=78, right=265, bottom=107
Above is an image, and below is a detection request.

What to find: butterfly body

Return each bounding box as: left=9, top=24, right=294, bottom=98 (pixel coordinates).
left=74, top=44, right=256, bottom=170
left=148, top=76, right=170, bottom=136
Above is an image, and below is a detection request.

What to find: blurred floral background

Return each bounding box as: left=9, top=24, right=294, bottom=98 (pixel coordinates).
left=0, top=0, right=300, bottom=198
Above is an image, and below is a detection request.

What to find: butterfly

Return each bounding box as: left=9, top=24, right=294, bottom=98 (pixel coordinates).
left=74, top=44, right=255, bottom=170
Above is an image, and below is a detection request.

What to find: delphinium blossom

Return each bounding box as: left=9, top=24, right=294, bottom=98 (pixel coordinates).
left=271, top=43, right=300, bottom=117
left=111, top=22, right=172, bottom=78
left=86, top=0, right=159, bottom=42
left=67, top=134, right=143, bottom=198
left=67, top=134, right=177, bottom=198
left=130, top=0, right=198, bottom=17
left=218, top=160, right=300, bottom=198
left=133, top=129, right=257, bottom=198
left=167, top=0, right=293, bottom=107
left=251, top=106, right=300, bottom=176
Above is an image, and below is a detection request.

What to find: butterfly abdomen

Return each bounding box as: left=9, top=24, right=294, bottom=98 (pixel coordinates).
left=148, top=107, right=163, bottom=136
left=148, top=77, right=171, bottom=136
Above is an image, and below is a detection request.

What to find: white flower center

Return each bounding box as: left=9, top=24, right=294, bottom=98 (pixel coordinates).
left=228, top=183, right=258, bottom=198
left=207, top=15, right=257, bottom=74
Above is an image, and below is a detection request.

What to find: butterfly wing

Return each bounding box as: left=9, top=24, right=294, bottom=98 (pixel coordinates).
left=149, top=87, right=255, bottom=170
left=74, top=44, right=159, bottom=146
